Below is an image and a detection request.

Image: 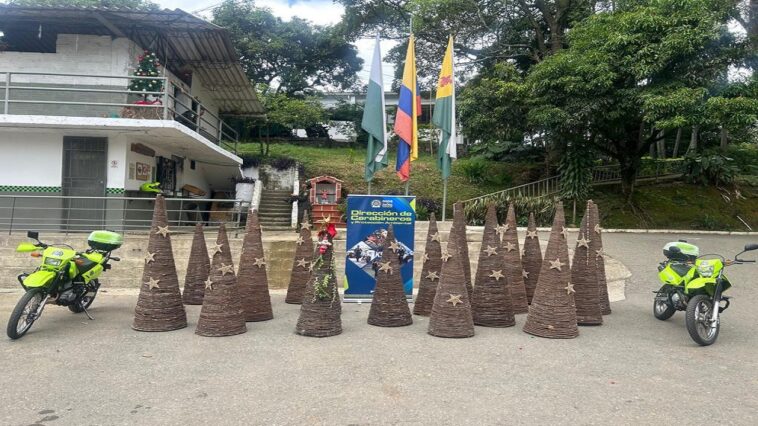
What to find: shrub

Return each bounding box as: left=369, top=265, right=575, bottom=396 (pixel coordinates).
left=268, top=156, right=297, bottom=171
left=463, top=193, right=557, bottom=226
left=415, top=198, right=440, bottom=220
left=456, top=157, right=489, bottom=184
left=683, top=153, right=739, bottom=185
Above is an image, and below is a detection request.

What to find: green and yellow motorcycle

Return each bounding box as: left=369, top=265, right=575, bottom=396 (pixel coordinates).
left=654, top=240, right=757, bottom=346
left=6, top=230, right=122, bottom=340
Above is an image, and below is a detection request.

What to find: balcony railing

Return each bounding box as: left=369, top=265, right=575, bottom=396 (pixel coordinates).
left=0, top=71, right=239, bottom=153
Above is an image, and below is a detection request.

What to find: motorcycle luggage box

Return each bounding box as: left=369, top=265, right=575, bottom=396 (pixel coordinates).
left=88, top=230, right=123, bottom=252
left=663, top=241, right=698, bottom=262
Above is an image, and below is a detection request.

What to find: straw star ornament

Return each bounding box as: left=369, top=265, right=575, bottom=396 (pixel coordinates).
left=296, top=236, right=304, bottom=246
left=219, top=263, right=234, bottom=276
left=300, top=220, right=311, bottom=230
left=211, top=244, right=223, bottom=256
left=446, top=294, right=463, bottom=307
left=560, top=227, right=569, bottom=239
left=388, top=241, right=401, bottom=252
left=296, top=258, right=309, bottom=268
left=423, top=253, right=430, bottom=263
left=484, top=245, right=498, bottom=256
left=441, top=251, right=452, bottom=262
left=144, top=252, right=155, bottom=264
left=565, top=282, right=575, bottom=295
left=522, top=269, right=529, bottom=279
left=503, top=241, right=516, bottom=252
left=204, top=278, right=213, bottom=290
left=378, top=261, right=393, bottom=274
left=145, top=277, right=160, bottom=290
left=577, top=236, right=590, bottom=249
left=549, top=258, right=565, bottom=271
left=489, top=270, right=505, bottom=281
left=155, top=226, right=170, bottom=238
left=526, top=230, right=538, bottom=239
left=426, top=271, right=439, bottom=281
left=430, top=232, right=441, bottom=242
left=253, top=258, right=266, bottom=268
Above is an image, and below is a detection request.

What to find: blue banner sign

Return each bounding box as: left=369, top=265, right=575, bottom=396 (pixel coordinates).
left=344, top=195, right=416, bottom=300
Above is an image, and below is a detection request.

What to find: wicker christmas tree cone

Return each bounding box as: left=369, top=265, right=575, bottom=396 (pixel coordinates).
left=590, top=201, right=612, bottom=315
left=571, top=202, right=603, bottom=326
left=413, top=213, right=443, bottom=316
left=452, top=203, right=473, bottom=301
left=285, top=215, right=314, bottom=304
left=502, top=203, right=529, bottom=314
left=132, top=195, right=187, bottom=332
left=522, top=212, right=543, bottom=304
left=472, top=204, right=515, bottom=327
left=237, top=210, right=273, bottom=322
left=296, top=232, right=342, bottom=337
left=182, top=223, right=210, bottom=305
left=522, top=201, right=579, bottom=339
left=428, top=226, right=475, bottom=338
left=195, top=224, right=247, bottom=337
left=368, top=225, right=412, bottom=327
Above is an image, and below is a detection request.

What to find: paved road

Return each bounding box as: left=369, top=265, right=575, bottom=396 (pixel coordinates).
left=1, top=233, right=757, bottom=425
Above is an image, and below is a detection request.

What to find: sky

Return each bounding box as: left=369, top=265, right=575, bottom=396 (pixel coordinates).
left=156, top=0, right=396, bottom=90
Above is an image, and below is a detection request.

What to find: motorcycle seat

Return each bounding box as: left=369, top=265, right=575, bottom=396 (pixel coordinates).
left=670, top=262, right=693, bottom=277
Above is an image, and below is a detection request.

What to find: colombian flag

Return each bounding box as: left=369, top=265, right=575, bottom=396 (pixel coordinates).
left=394, top=34, right=421, bottom=182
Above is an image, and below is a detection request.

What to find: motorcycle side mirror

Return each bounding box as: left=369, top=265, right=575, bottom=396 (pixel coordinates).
left=27, top=231, right=39, bottom=241
left=745, top=243, right=758, bottom=252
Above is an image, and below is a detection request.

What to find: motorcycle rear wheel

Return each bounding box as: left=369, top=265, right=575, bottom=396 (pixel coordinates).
left=653, top=286, right=676, bottom=320
left=685, top=294, right=720, bottom=346
left=7, top=288, right=45, bottom=340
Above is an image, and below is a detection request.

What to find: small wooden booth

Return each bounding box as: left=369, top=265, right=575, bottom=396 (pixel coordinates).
left=308, top=175, right=344, bottom=226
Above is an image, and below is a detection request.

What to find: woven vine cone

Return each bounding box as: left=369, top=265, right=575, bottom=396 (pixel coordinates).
left=236, top=210, right=273, bottom=322
left=285, top=220, right=314, bottom=304
left=196, top=224, right=247, bottom=337
left=502, top=203, right=529, bottom=314
left=590, top=201, right=612, bottom=315
left=413, top=212, right=443, bottom=316
left=571, top=202, right=603, bottom=326
left=132, top=195, right=187, bottom=332
left=522, top=212, right=543, bottom=305
left=522, top=201, right=579, bottom=339
left=452, top=203, right=473, bottom=300
left=296, top=234, right=342, bottom=337
left=368, top=225, right=412, bottom=327
left=428, top=227, right=475, bottom=338
left=182, top=223, right=210, bottom=305
left=472, top=204, right=515, bottom=327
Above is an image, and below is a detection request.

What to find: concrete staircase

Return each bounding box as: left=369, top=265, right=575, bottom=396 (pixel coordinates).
left=257, top=189, right=293, bottom=230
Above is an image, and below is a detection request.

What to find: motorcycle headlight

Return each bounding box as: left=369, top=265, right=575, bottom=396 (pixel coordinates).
left=44, top=258, right=62, bottom=267
left=697, top=261, right=714, bottom=278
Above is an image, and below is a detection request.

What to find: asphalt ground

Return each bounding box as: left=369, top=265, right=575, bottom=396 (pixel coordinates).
left=1, top=232, right=757, bottom=425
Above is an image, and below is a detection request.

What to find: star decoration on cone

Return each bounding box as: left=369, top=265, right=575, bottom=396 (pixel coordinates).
left=503, top=241, right=516, bottom=252
left=423, top=253, right=429, bottom=263
left=378, top=261, right=392, bottom=274
left=204, top=278, right=213, bottom=290
left=576, top=236, right=591, bottom=249
left=522, top=269, right=530, bottom=279
left=594, top=224, right=602, bottom=234
left=296, top=236, right=304, bottom=246
left=565, top=282, right=575, bottom=295
left=219, top=263, right=234, bottom=276
left=155, top=225, right=170, bottom=238
left=596, top=249, right=604, bottom=259
left=560, top=227, right=569, bottom=239
left=430, top=232, right=441, bottom=242
left=319, top=215, right=332, bottom=225
left=145, top=277, right=160, bottom=290
left=526, top=230, right=538, bottom=239
left=484, top=245, right=498, bottom=256
left=441, top=251, right=452, bottom=262
left=549, top=258, right=565, bottom=271
left=300, top=220, right=311, bottom=230
left=296, top=258, right=309, bottom=268
left=388, top=241, right=401, bottom=252
left=446, top=294, right=463, bottom=307
left=144, top=252, right=156, bottom=264
left=425, top=271, right=439, bottom=281
left=489, top=270, right=505, bottom=281
left=253, top=257, right=266, bottom=268
left=495, top=225, right=507, bottom=236
left=211, top=244, right=223, bottom=256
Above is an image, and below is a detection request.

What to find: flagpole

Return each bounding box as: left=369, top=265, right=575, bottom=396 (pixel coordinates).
left=404, top=181, right=409, bottom=195
left=442, top=179, right=448, bottom=221
left=368, top=181, right=372, bottom=195
left=407, top=14, right=412, bottom=199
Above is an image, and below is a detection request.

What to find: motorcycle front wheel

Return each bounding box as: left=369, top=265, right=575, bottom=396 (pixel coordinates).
left=653, top=286, right=676, bottom=320
left=7, top=288, right=45, bottom=340
left=685, top=294, right=720, bottom=346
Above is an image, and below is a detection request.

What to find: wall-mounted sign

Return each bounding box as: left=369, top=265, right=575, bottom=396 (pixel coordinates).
left=136, top=162, right=151, bottom=181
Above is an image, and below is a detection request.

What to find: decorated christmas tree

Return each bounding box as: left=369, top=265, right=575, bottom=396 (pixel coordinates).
left=522, top=212, right=543, bottom=304
left=128, top=51, right=163, bottom=99
left=523, top=201, right=579, bottom=339
left=413, top=212, right=442, bottom=316
left=368, top=225, right=412, bottom=327
left=285, top=213, right=314, bottom=304
left=452, top=203, right=473, bottom=301
left=195, top=224, right=247, bottom=337
left=571, top=202, right=603, bottom=325
left=132, top=195, right=187, bottom=332
left=471, top=204, right=515, bottom=327
left=237, top=210, right=273, bottom=322
left=590, top=201, right=612, bottom=315
left=501, top=204, right=529, bottom=314
left=182, top=223, right=210, bottom=305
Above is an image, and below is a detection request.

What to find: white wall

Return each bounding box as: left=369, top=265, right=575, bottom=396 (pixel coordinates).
left=0, top=132, right=62, bottom=187
left=107, top=135, right=128, bottom=189
left=123, top=137, right=211, bottom=195
left=0, top=34, right=137, bottom=86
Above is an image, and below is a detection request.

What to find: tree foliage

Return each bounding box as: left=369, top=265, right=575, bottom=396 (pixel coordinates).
left=7, top=0, right=159, bottom=9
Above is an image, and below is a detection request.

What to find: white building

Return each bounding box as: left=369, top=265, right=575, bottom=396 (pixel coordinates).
left=0, top=5, right=264, bottom=231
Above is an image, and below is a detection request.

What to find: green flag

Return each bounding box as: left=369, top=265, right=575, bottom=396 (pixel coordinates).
left=432, top=36, right=458, bottom=180
left=362, top=35, right=388, bottom=182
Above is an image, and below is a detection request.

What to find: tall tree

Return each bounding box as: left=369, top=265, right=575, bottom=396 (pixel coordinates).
left=8, top=0, right=158, bottom=9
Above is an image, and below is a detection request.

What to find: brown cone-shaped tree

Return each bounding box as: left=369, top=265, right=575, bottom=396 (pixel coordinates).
left=502, top=204, right=529, bottom=314
left=237, top=210, right=273, bottom=322
left=413, top=213, right=442, bottom=316
left=452, top=203, right=473, bottom=300
left=368, top=225, right=412, bottom=327
left=590, top=201, right=612, bottom=315
left=428, top=223, right=475, bottom=338
left=132, top=195, right=187, bottom=332
left=522, top=212, right=543, bottom=304
left=195, top=224, right=247, bottom=337
left=523, top=201, right=579, bottom=339
left=296, top=230, right=342, bottom=337
left=571, top=202, right=603, bottom=325
left=472, top=204, right=515, bottom=327
left=285, top=215, right=314, bottom=304
left=182, top=223, right=210, bottom=305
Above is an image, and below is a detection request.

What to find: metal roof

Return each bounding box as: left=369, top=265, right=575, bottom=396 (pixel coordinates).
left=0, top=5, right=264, bottom=116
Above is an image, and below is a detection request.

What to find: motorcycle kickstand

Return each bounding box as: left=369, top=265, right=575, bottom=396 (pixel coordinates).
left=81, top=305, right=94, bottom=321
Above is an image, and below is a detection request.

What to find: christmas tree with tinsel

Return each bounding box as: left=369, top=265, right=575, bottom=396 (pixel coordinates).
left=129, top=51, right=163, bottom=99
